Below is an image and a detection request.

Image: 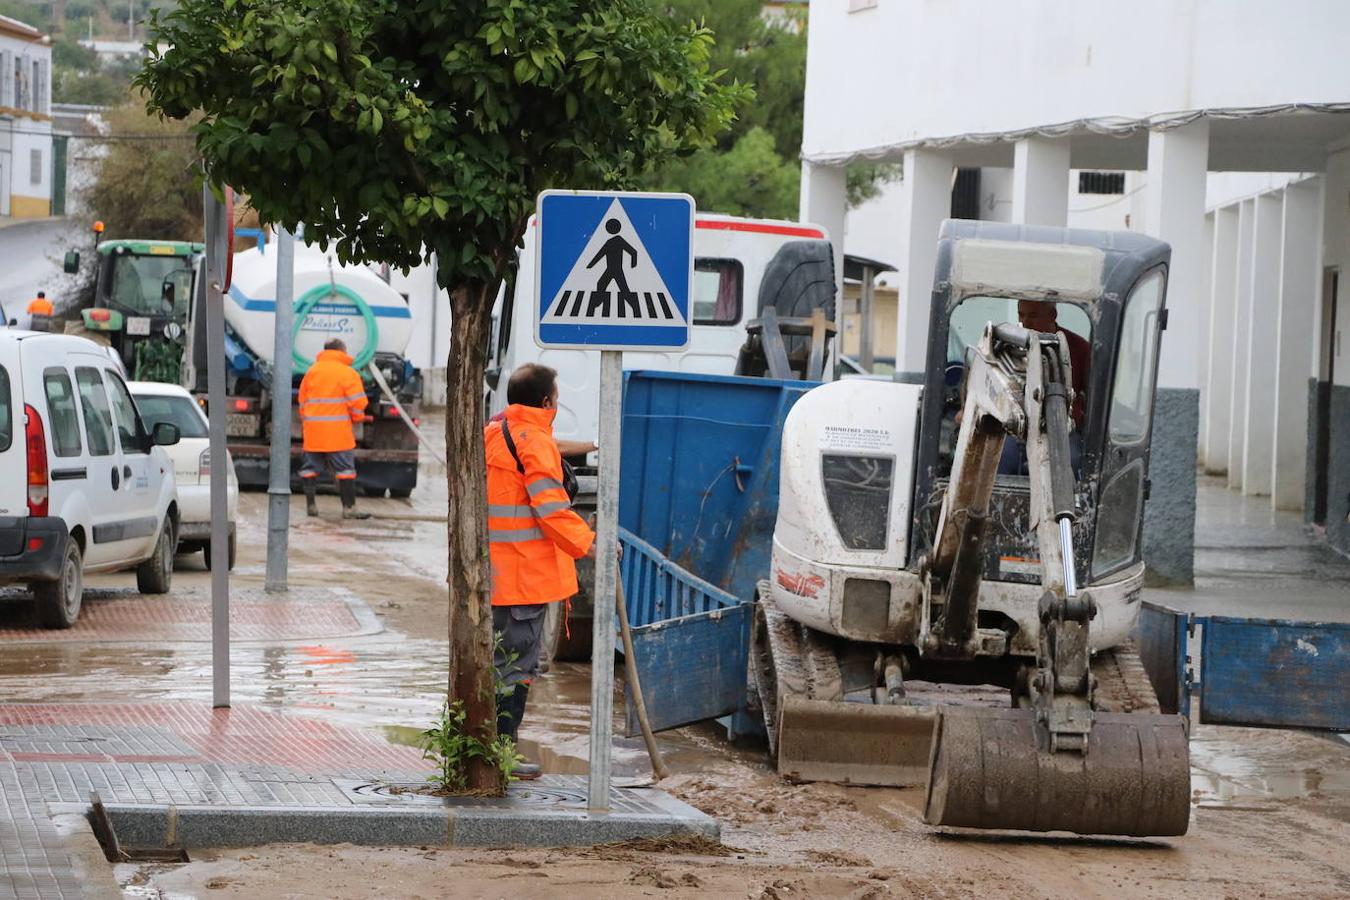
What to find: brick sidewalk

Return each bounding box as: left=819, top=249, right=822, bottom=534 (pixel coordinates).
left=0, top=701, right=714, bottom=895
left=0, top=586, right=378, bottom=643
left=0, top=703, right=428, bottom=900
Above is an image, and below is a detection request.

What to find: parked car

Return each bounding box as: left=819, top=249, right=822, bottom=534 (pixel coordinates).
left=128, top=381, right=238, bottom=570
left=0, top=331, right=181, bottom=628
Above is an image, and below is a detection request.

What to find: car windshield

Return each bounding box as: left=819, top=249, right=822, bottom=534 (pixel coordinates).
left=132, top=393, right=208, bottom=439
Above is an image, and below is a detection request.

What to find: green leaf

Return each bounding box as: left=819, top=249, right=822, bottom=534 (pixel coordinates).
left=370, top=107, right=383, bottom=133
left=432, top=197, right=449, bottom=218
left=564, top=93, right=577, bottom=120
left=322, top=41, right=337, bottom=63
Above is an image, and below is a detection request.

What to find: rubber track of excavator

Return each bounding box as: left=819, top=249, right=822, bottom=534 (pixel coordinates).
left=1090, top=642, right=1162, bottom=714
left=752, top=581, right=807, bottom=756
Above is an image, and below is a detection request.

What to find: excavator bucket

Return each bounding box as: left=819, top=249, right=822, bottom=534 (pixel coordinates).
left=924, top=706, right=1192, bottom=837
left=777, top=697, right=937, bottom=786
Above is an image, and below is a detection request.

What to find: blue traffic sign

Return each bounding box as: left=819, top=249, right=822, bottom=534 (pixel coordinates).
left=535, top=190, right=694, bottom=351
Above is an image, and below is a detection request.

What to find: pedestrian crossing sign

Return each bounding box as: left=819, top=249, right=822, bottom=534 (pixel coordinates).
left=535, top=190, right=694, bottom=351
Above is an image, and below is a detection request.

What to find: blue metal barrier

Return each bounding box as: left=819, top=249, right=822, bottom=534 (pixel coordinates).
left=617, top=528, right=749, bottom=736
left=1198, top=616, right=1350, bottom=731
left=1136, top=603, right=1349, bottom=732
left=620, top=370, right=817, bottom=605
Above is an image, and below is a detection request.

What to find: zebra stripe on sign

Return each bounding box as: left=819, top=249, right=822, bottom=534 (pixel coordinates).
left=540, top=198, right=688, bottom=328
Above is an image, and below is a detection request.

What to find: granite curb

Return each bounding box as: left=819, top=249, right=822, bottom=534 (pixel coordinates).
left=98, top=791, right=717, bottom=849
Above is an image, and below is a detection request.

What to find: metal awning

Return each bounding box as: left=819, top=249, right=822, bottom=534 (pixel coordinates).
left=844, top=253, right=896, bottom=283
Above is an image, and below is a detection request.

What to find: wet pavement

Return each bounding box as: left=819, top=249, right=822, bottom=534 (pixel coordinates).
left=1, top=419, right=1348, bottom=896
left=1148, top=474, right=1350, bottom=622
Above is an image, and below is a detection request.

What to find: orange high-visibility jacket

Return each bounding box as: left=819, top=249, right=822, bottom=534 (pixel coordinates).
left=27, top=297, right=52, bottom=316
left=298, top=349, right=368, bottom=452
left=485, top=404, right=595, bottom=606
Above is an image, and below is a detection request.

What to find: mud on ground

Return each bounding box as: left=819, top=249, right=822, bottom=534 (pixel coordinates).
left=4, top=415, right=1347, bottom=898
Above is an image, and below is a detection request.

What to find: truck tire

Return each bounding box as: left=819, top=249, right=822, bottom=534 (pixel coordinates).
left=203, top=531, right=236, bottom=572
left=136, top=519, right=175, bottom=594
left=364, top=486, right=388, bottom=498
left=389, top=487, right=413, bottom=499
left=35, top=539, right=83, bottom=629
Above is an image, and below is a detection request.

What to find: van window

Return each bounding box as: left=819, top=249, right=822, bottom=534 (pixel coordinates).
left=75, top=367, right=116, bottom=457
left=692, top=259, right=742, bottom=325
left=105, top=371, right=146, bottom=453
left=42, top=368, right=82, bottom=457
left=0, top=365, right=11, bottom=452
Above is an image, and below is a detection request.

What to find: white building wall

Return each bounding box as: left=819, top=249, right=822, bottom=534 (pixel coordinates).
left=804, top=0, right=1350, bottom=163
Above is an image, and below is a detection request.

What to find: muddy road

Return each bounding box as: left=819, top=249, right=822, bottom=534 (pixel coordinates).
left=2, top=420, right=1348, bottom=898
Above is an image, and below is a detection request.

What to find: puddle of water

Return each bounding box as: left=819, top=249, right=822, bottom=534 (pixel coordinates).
left=1189, top=724, right=1350, bottom=806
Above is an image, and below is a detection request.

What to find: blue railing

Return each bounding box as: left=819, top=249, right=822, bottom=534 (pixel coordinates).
left=618, top=527, right=740, bottom=629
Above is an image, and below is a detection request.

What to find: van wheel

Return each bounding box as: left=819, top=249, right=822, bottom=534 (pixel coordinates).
left=136, top=519, right=174, bottom=594
left=203, top=531, right=236, bottom=572
left=35, top=539, right=83, bottom=629
left=389, top=487, right=413, bottom=499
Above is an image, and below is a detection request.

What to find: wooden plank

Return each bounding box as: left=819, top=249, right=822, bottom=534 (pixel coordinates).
left=1199, top=616, right=1350, bottom=730
left=806, top=307, right=827, bottom=381
left=759, top=306, right=795, bottom=380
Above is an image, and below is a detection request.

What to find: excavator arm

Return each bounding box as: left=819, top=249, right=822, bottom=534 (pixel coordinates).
left=922, top=322, right=1190, bottom=836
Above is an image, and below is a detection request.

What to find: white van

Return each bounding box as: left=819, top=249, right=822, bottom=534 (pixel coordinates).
left=488, top=214, right=834, bottom=449
left=0, top=331, right=181, bottom=627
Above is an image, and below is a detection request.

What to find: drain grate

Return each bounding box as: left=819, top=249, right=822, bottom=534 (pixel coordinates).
left=332, top=775, right=670, bottom=815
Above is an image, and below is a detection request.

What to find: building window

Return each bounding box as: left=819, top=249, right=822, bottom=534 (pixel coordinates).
left=30, top=149, right=41, bottom=186
left=1078, top=171, right=1126, bottom=195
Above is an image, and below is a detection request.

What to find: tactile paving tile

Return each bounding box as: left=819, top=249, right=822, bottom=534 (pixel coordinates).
left=0, top=762, right=84, bottom=900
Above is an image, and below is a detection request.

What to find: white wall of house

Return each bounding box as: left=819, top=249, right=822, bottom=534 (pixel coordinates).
left=804, top=0, right=1350, bottom=165
left=802, top=0, right=1350, bottom=570
left=0, top=17, right=52, bottom=217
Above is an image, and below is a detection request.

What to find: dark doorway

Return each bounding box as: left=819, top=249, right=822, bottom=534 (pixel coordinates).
left=1312, top=266, right=1338, bottom=525
left=950, top=168, right=981, bottom=220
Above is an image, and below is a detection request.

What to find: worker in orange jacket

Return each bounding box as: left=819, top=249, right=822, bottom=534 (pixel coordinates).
left=486, top=363, right=596, bottom=777
left=298, top=338, right=370, bottom=519
left=27, top=291, right=53, bottom=329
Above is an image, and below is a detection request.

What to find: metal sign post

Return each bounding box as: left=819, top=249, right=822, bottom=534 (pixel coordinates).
left=203, top=186, right=233, bottom=708
left=265, top=228, right=295, bottom=593
left=534, top=190, right=694, bottom=811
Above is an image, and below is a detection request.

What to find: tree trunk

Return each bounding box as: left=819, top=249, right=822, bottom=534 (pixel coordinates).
left=445, top=282, right=502, bottom=794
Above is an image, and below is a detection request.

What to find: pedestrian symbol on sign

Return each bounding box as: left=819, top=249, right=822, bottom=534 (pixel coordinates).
left=541, top=198, right=687, bottom=329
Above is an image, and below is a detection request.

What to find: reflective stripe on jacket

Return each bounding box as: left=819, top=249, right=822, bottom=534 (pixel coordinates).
left=27, top=298, right=52, bottom=316
left=298, top=349, right=368, bottom=452
left=485, top=404, right=595, bottom=606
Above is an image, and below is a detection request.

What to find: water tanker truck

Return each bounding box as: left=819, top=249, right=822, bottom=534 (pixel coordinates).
left=183, top=240, right=423, bottom=496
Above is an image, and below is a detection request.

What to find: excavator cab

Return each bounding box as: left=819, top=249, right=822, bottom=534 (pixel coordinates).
left=757, top=220, right=1190, bottom=837
left=913, top=221, right=1170, bottom=605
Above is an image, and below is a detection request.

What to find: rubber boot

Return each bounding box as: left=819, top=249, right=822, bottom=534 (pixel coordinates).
left=498, top=684, right=540, bottom=780
left=302, top=479, right=318, bottom=517
left=338, top=480, right=370, bottom=520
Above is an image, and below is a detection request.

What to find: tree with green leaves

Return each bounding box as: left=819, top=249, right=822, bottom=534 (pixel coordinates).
left=137, top=0, right=744, bottom=794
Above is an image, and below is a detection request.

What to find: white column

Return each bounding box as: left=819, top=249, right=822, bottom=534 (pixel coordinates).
left=1241, top=193, right=1282, bottom=496
left=1011, top=137, right=1070, bottom=226
left=1227, top=199, right=1255, bottom=489
left=895, top=148, right=953, bottom=374
left=1203, top=205, right=1239, bottom=474
left=1144, top=120, right=1209, bottom=391
left=1272, top=179, right=1323, bottom=510
left=799, top=160, right=848, bottom=300
left=1198, top=212, right=1215, bottom=452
